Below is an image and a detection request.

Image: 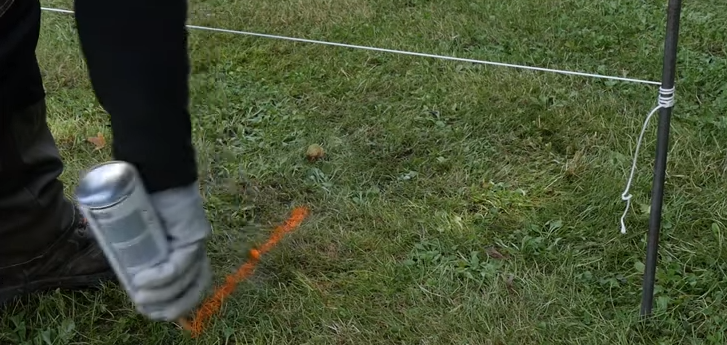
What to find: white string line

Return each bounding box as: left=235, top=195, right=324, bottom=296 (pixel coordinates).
left=41, top=7, right=661, bottom=86
left=619, top=87, right=675, bottom=234
left=44, top=6, right=673, bottom=235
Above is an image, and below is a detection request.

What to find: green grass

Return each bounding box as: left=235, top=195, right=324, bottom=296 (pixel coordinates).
left=3, top=0, right=727, bottom=343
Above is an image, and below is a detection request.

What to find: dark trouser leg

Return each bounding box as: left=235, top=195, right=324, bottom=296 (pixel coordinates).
left=0, top=0, right=75, bottom=269
left=0, top=101, right=76, bottom=268
left=0, top=1, right=112, bottom=301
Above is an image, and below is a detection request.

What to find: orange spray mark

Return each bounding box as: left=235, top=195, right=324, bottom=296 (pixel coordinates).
left=179, top=206, right=310, bottom=337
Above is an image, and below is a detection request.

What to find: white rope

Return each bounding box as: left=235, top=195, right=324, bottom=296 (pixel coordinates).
left=619, top=86, right=675, bottom=234
left=42, top=6, right=672, bottom=235
left=40, top=7, right=660, bottom=86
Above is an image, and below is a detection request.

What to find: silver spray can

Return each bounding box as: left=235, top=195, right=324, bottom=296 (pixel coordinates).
left=74, top=161, right=170, bottom=300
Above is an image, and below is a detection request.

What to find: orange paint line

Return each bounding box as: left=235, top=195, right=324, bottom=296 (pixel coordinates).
left=181, top=206, right=310, bottom=338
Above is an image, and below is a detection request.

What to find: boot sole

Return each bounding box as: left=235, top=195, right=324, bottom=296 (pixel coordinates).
left=0, top=271, right=117, bottom=306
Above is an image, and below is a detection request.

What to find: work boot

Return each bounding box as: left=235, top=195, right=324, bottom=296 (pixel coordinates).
left=0, top=207, right=116, bottom=305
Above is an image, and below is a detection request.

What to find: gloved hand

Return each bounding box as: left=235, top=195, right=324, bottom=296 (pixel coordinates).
left=129, top=181, right=212, bottom=321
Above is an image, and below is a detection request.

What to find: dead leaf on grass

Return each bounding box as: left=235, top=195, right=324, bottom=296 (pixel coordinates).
left=306, top=144, right=325, bottom=162
left=87, top=132, right=106, bottom=151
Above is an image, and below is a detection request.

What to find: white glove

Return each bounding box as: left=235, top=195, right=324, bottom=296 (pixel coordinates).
left=129, top=181, right=212, bottom=321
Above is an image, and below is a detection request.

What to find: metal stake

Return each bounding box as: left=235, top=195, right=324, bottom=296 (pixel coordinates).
left=640, top=0, right=682, bottom=317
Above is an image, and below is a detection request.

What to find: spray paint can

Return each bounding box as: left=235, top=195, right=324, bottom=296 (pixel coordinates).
left=74, top=161, right=170, bottom=302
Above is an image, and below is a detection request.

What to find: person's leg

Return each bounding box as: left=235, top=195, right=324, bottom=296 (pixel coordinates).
left=0, top=0, right=113, bottom=304
left=0, top=0, right=70, bottom=266
left=0, top=100, right=75, bottom=266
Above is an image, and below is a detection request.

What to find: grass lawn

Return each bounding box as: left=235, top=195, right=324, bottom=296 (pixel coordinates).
left=3, top=0, right=727, bottom=343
